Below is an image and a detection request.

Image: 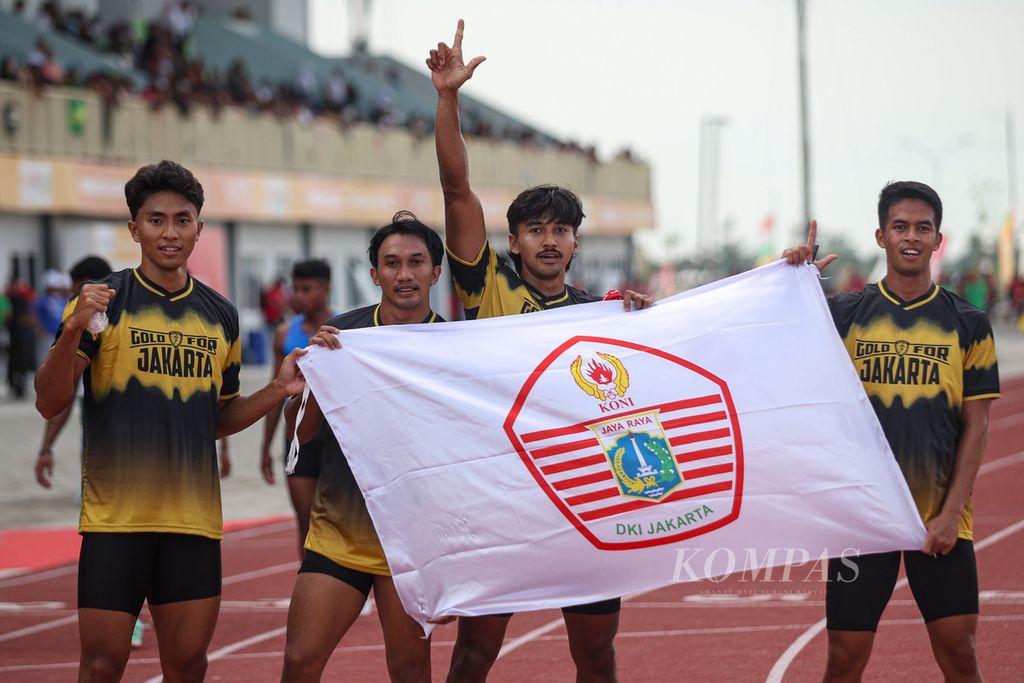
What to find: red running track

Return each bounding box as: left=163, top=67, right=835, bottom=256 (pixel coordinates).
left=1, top=377, right=1022, bottom=682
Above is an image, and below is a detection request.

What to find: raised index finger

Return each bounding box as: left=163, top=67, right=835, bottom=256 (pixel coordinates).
left=805, top=219, right=817, bottom=252
left=453, top=18, right=465, bottom=49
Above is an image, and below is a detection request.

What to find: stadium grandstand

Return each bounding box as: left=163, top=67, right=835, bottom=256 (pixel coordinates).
left=0, top=0, right=653, bottom=349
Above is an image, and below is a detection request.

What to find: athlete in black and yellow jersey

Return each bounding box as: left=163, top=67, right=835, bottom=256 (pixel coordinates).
left=429, top=20, right=654, bottom=683
left=279, top=213, right=445, bottom=683
left=35, top=161, right=306, bottom=683
left=785, top=181, right=999, bottom=682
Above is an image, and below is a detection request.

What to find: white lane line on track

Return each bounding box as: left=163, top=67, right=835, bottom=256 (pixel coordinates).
left=224, top=519, right=295, bottom=541
left=764, top=516, right=1024, bottom=683
left=498, top=439, right=1024, bottom=663
left=990, top=413, right=1024, bottom=430
left=495, top=587, right=661, bottom=660
left=0, top=520, right=293, bottom=589
left=141, top=626, right=290, bottom=683
left=15, top=614, right=1024, bottom=674
left=979, top=450, right=1024, bottom=474
left=221, top=562, right=297, bottom=586
left=0, top=615, right=77, bottom=643
left=0, top=524, right=295, bottom=643
left=0, top=564, right=77, bottom=589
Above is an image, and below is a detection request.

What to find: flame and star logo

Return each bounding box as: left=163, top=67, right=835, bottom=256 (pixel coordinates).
left=570, top=352, right=630, bottom=402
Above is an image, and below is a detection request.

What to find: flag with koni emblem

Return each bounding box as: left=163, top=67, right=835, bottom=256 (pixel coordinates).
left=297, top=262, right=926, bottom=632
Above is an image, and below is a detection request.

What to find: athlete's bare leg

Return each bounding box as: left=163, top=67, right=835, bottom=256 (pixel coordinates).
left=280, top=573, right=366, bottom=683
left=563, top=611, right=618, bottom=683
left=822, top=630, right=875, bottom=683
left=148, top=596, right=220, bottom=683
left=78, top=608, right=135, bottom=683
left=374, top=575, right=431, bottom=682
left=286, top=475, right=317, bottom=558
left=445, top=614, right=511, bottom=683
left=925, top=614, right=983, bottom=682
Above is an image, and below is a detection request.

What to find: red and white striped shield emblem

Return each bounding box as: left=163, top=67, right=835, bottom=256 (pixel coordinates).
left=504, top=336, right=744, bottom=550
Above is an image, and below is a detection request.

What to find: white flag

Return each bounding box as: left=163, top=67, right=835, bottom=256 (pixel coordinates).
left=298, top=262, right=926, bottom=631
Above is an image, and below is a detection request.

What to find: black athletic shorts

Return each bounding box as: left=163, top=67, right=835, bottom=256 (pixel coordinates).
left=284, top=426, right=325, bottom=479
left=298, top=550, right=375, bottom=596
left=78, top=532, right=221, bottom=616
left=491, top=598, right=622, bottom=618
left=826, top=539, right=978, bottom=631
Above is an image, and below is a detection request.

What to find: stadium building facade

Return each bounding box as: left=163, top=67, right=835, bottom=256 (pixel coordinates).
left=0, top=2, right=652, bottom=347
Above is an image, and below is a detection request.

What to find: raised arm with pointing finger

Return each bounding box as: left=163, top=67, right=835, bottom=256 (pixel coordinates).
left=781, top=219, right=838, bottom=272
left=427, top=19, right=487, bottom=263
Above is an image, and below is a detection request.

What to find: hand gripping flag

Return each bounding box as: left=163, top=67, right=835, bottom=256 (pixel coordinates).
left=296, top=262, right=926, bottom=632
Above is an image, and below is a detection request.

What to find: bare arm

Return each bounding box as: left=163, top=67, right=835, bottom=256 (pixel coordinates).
left=35, top=404, right=73, bottom=488
left=427, top=19, right=488, bottom=262
left=34, top=283, right=114, bottom=419
left=259, top=323, right=288, bottom=484
left=217, top=348, right=306, bottom=438
left=921, top=398, right=992, bottom=555
left=284, top=390, right=324, bottom=445
left=282, top=324, right=341, bottom=445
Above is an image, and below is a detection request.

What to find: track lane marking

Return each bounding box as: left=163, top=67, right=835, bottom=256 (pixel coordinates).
left=0, top=614, right=77, bottom=643
left=0, top=523, right=296, bottom=642
left=764, top=516, right=1024, bottom=683
left=12, top=614, right=1024, bottom=674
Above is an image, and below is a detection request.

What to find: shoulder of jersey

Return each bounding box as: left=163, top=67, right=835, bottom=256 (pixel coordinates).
left=937, top=285, right=988, bottom=318
left=326, top=304, right=376, bottom=330
left=191, top=276, right=236, bottom=310
left=568, top=285, right=602, bottom=304
left=106, top=268, right=133, bottom=289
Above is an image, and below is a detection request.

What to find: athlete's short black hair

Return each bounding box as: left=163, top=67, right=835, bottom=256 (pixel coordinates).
left=292, top=259, right=331, bottom=282
left=506, top=185, right=584, bottom=273
left=506, top=184, right=585, bottom=235
left=367, top=211, right=444, bottom=268
left=877, top=181, right=943, bottom=232
left=125, top=160, right=205, bottom=220
left=68, top=255, right=112, bottom=284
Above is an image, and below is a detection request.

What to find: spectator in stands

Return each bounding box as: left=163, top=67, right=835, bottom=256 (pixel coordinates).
left=225, top=59, right=252, bottom=105
left=163, top=0, right=198, bottom=45
left=106, top=20, right=137, bottom=70
left=322, top=68, right=354, bottom=114
left=25, top=38, right=65, bottom=86
left=0, top=56, right=24, bottom=82
left=295, top=62, right=319, bottom=107
left=36, top=1, right=59, bottom=31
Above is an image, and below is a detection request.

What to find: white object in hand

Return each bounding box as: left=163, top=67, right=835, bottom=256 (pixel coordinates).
left=88, top=311, right=108, bottom=334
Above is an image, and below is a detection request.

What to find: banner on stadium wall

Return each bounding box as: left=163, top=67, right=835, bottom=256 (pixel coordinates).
left=298, top=262, right=926, bottom=632
left=0, top=155, right=651, bottom=232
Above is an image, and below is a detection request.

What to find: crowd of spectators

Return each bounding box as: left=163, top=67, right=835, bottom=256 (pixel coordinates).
left=0, top=0, right=641, bottom=161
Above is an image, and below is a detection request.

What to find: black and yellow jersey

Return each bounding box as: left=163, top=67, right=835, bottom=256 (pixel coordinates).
left=56, top=268, right=241, bottom=539
left=305, top=303, right=444, bottom=575
left=829, top=279, right=1000, bottom=540
left=448, top=242, right=600, bottom=319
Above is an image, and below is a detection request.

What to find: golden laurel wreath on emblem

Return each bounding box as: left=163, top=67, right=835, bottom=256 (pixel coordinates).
left=570, top=352, right=630, bottom=401
left=611, top=438, right=680, bottom=496
left=611, top=446, right=654, bottom=494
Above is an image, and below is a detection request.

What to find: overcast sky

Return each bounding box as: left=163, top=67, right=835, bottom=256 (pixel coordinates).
left=310, top=0, right=1023, bottom=262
